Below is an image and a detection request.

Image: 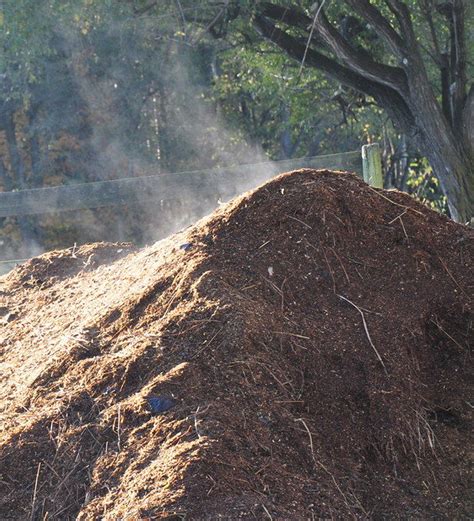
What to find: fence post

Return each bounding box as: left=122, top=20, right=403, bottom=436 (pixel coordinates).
left=362, top=143, right=383, bottom=188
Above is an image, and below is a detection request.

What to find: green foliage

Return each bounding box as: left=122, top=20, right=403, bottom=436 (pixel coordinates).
left=0, top=1, right=54, bottom=101
left=405, top=158, right=448, bottom=214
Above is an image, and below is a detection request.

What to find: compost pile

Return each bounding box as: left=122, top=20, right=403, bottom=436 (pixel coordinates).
left=0, top=170, right=472, bottom=520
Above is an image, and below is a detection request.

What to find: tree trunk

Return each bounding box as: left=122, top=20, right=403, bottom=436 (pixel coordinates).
left=2, top=108, right=37, bottom=248
left=422, top=142, right=474, bottom=223
left=400, top=36, right=473, bottom=222
left=4, top=110, right=26, bottom=190
left=27, top=104, right=44, bottom=188
left=0, top=156, right=12, bottom=191
left=280, top=105, right=293, bottom=159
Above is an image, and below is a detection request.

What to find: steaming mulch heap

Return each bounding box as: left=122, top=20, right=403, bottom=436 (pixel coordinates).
left=0, top=169, right=472, bottom=520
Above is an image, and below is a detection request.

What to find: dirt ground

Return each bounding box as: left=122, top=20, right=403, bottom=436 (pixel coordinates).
left=0, top=169, right=472, bottom=520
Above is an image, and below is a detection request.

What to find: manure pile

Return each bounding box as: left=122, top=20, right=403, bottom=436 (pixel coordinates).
left=0, top=170, right=472, bottom=520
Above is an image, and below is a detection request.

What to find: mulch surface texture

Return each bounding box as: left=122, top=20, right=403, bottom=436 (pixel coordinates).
left=0, top=169, right=472, bottom=520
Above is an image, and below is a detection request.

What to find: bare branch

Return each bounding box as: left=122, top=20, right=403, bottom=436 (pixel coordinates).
left=383, top=0, right=418, bottom=38
left=421, top=0, right=443, bottom=65
left=299, top=0, right=328, bottom=73
left=133, top=1, right=158, bottom=16
left=309, top=6, right=408, bottom=94
left=175, top=0, right=187, bottom=36
left=191, top=0, right=230, bottom=44
left=338, top=294, right=388, bottom=374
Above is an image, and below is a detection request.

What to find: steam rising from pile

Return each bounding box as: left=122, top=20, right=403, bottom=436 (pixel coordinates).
left=3, top=10, right=278, bottom=269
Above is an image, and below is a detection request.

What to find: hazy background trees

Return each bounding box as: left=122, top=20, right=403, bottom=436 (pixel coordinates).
left=0, top=0, right=471, bottom=263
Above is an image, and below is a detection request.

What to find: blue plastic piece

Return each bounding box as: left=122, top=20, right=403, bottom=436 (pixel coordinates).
left=179, top=243, right=193, bottom=251
left=147, top=396, right=176, bottom=415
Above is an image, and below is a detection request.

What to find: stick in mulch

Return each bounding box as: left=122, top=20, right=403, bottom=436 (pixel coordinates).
left=438, top=255, right=470, bottom=300
left=294, top=418, right=316, bottom=464
left=294, top=418, right=366, bottom=514
left=388, top=210, right=409, bottom=240
left=30, top=462, right=42, bottom=521
left=338, top=294, right=388, bottom=375
left=323, top=248, right=336, bottom=293
left=368, top=186, right=424, bottom=216
left=262, top=503, right=273, bottom=520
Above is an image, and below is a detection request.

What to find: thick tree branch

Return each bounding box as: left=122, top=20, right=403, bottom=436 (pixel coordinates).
left=254, top=14, right=416, bottom=134
left=259, top=2, right=313, bottom=30
left=258, top=2, right=324, bottom=48
left=259, top=2, right=407, bottom=94
left=309, top=7, right=407, bottom=94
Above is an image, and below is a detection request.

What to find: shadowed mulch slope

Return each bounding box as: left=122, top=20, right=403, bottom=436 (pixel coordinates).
left=0, top=169, right=472, bottom=520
